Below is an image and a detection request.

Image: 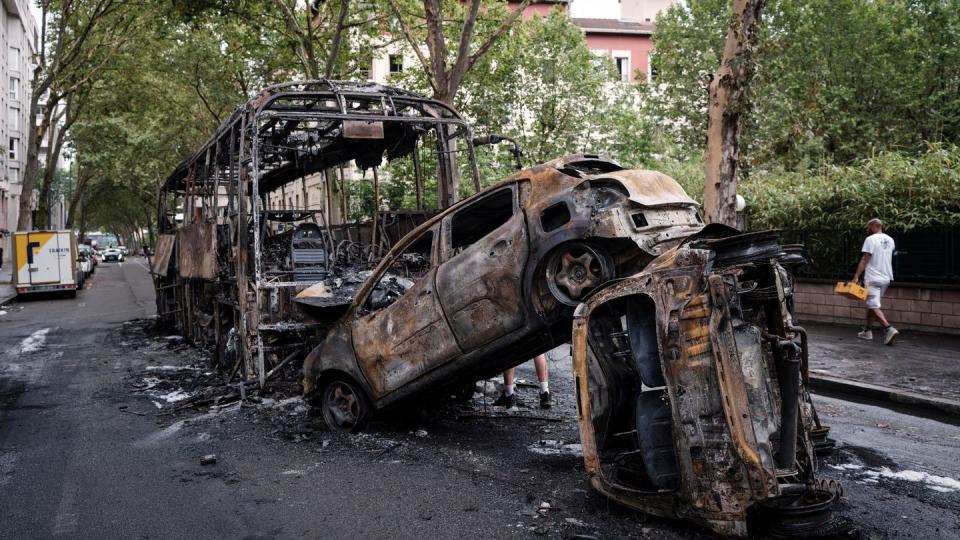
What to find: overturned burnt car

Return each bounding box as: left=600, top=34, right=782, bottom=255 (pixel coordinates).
left=572, top=229, right=841, bottom=536
left=303, top=154, right=706, bottom=430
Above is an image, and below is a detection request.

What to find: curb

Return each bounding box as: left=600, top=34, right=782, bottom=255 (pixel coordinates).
left=809, top=374, right=960, bottom=418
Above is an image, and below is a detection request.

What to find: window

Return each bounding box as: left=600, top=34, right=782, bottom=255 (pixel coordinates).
left=10, top=167, right=19, bottom=182
left=8, top=107, right=18, bottom=131
left=450, top=188, right=514, bottom=251
left=647, top=52, right=658, bottom=83
left=8, top=77, right=18, bottom=100
left=615, top=56, right=630, bottom=82
left=8, top=138, right=17, bottom=161
left=8, top=47, right=18, bottom=71
left=388, top=54, right=403, bottom=74
left=367, top=230, right=435, bottom=312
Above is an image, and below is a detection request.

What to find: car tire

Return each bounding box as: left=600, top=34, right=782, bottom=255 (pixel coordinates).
left=320, top=377, right=372, bottom=433
left=543, top=241, right=614, bottom=306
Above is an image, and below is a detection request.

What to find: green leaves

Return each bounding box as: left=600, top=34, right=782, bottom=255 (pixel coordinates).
left=649, top=0, right=960, bottom=167
left=740, top=145, right=960, bottom=231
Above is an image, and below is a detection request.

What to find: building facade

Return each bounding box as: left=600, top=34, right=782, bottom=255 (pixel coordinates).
left=0, top=0, right=36, bottom=267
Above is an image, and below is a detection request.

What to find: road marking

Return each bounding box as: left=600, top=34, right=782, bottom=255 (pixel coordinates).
left=10, top=327, right=50, bottom=355
left=52, top=487, right=78, bottom=535
left=0, top=450, right=17, bottom=486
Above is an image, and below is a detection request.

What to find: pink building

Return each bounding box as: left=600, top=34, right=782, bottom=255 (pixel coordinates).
left=574, top=18, right=655, bottom=82
left=508, top=1, right=659, bottom=83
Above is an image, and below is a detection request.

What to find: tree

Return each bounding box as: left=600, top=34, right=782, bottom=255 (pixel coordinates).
left=386, top=0, right=532, bottom=106
left=385, top=0, right=533, bottom=206
left=18, top=0, right=136, bottom=231
left=380, top=10, right=653, bottom=209
left=649, top=0, right=960, bottom=170
left=702, top=0, right=766, bottom=226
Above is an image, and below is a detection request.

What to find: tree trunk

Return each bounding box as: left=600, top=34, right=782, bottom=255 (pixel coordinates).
left=16, top=89, right=49, bottom=230
left=703, top=0, right=766, bottom=227
left=35, top=109, right=68, bottom=229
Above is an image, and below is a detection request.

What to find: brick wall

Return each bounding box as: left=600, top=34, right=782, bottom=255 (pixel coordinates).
left=793, top=280, right=960, bottom=335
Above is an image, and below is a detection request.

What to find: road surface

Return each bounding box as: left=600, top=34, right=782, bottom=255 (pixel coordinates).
left=0, top=259, right=957, bottom=539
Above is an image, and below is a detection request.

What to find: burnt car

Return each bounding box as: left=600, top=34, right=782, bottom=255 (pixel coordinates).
left=302, top=154, right=705, bottom=431
left=571, top=229, right=840, bottom=537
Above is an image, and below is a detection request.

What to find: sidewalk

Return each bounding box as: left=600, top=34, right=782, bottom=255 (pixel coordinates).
left=805, top=322, right=960, bottom=416
left=0, top=264, right=14, bottom=305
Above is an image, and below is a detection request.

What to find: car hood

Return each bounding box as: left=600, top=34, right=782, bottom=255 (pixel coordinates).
left=586, top=169, right=698, bottom=208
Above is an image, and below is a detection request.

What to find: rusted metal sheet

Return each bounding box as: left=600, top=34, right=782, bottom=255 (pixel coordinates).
left=151, top=234, right=176, bottom=275
left=572, top=229, right=839, bottom=537
left=343, top=120, right=384, bottom=139
left=176, top=223, right=217, bottom=279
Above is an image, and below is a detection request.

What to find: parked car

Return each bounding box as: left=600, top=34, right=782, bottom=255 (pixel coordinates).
left=301, top=154, right=704, bottom=432
left=103, top=247, right=124, bottom=262
left=76, top=253, right=93, bottom=289
left=79, top=245, right=97, bottom=272
left=118, top=245, right=128, bottom=255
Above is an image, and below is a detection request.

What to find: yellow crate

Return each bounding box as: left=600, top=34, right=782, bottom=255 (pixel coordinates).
left=835, top=281, right=868, bottom=301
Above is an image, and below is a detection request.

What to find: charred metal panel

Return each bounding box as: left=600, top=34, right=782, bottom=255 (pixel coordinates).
left=177, top=223, right=217, bottom=279
left=572, top=230, right=835, bottom=537
left=436, top=209, right=529, bottom=351
left=151, top=234, right=176, bottom=275
left=351, top=267, right=461, bottom=397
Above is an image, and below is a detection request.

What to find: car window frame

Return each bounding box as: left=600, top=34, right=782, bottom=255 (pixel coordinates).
left=352, top=222, right=440, bottom=317
left=439, top=183, right=518, bottom=264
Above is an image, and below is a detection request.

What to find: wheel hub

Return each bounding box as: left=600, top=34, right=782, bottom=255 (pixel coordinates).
left=328, top=383, right=358, bottom=427
left=545, top=243, right=614, bottom=307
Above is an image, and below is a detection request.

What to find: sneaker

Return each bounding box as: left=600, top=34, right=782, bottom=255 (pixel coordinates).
left=883, top=326, right=899, bottom=346
left=857, top=329, right=873, bottom=341
left=539, top=391, right=552, bottom=409
left=493, top=392, right=516, bottom=408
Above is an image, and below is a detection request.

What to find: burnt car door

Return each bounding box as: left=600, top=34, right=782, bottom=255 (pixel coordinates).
left=351, top=225, right=462, bottom=397
left=436, top=184, right=530, bottom=351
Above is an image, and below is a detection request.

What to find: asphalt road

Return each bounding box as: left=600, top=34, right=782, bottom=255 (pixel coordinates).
left=0, top=259, right=958, bottom=539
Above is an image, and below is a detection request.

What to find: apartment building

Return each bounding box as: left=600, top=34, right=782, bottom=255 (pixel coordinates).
left=38, top=95, right=72, bottom=229
left=0, top=0, right=37, bottom=265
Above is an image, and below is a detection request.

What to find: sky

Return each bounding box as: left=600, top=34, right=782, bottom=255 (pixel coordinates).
left=570, top=0, right=621, bottom=19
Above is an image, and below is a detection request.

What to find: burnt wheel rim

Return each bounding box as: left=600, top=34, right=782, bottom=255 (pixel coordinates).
left=545, top=242, right=612, bottom=306
left=323, top=381, right=362, bottom=430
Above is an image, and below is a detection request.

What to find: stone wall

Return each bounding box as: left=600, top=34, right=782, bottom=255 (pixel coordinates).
left=793, top=280, right=960, bottom=335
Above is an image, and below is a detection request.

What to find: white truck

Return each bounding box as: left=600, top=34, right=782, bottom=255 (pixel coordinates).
left=12, top=230, right=82, bottom=298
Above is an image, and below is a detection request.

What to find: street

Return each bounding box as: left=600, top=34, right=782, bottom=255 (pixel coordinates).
left=1, top=259, right=958, bottom=539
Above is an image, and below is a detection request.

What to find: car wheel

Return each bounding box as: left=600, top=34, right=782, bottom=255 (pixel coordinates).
left=320, top=377, right=372, bottom=433
left=544, top=241, right=614, bottom=306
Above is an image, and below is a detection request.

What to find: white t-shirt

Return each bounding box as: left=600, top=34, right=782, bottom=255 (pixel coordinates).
left=862, top=232, right=895, bottom=284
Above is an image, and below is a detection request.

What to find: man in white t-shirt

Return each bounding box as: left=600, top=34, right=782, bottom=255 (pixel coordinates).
left=852, top=218, right=899, bottom=345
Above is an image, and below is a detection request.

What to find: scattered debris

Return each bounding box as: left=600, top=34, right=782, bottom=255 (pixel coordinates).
left=527, top=440, right=583, bottom=457
left=414, top=429, right=428, bottom=438
left=200, top=454, right=217, bottom=466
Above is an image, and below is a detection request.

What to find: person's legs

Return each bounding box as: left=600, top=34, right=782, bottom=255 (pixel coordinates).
left=534, top=355, right=548, bottom=386
left=533, top=354, right=551, bottom=409
left=869, top=307, right=890, bottom=328
left=858, top=309, right=876, bottom=340
left=503, top=368, right=516, bottom=395
left=493, top=368, right=517, bottom=407
left=865, top=282, right=898, bottom=345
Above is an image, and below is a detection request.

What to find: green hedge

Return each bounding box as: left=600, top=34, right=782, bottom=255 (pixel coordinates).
left=652, top=145, right=960, bottom=232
